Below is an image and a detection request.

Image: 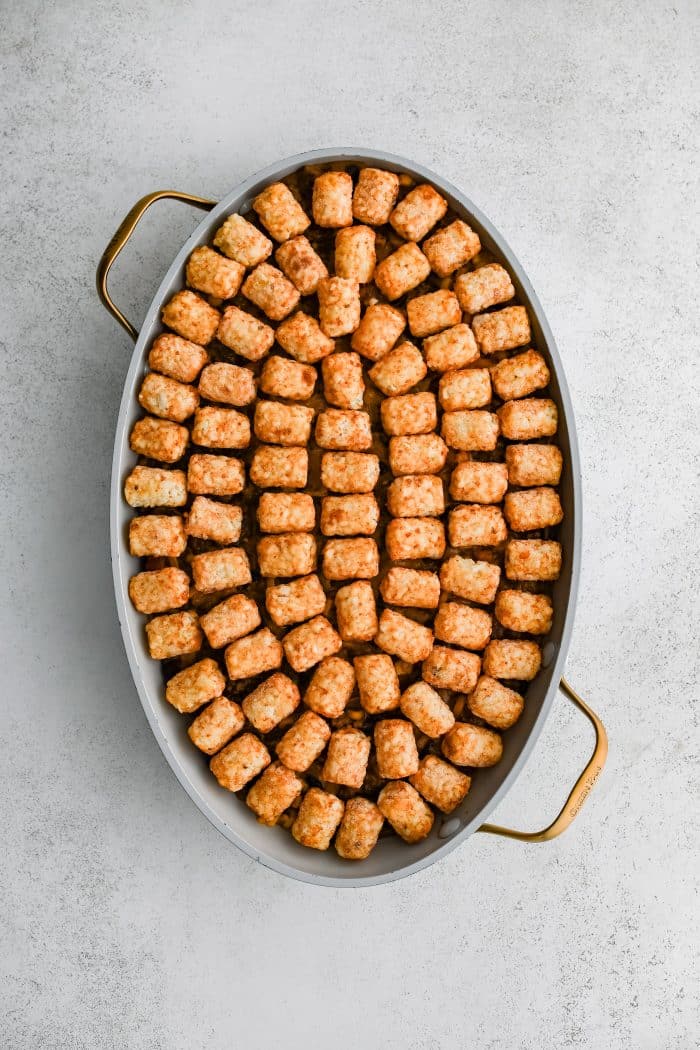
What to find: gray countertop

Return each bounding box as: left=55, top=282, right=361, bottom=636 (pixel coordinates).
left=1, top=2, right=697, bottom=1047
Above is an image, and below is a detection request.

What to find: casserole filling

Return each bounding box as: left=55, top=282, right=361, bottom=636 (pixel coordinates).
left=124, top=164, right=564, bottom=858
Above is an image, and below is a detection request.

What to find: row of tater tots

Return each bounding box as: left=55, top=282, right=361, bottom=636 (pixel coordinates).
left=122, top=165, right=564, bottom=857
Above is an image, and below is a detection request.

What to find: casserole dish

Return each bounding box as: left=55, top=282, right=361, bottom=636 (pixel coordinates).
left=98, top=148, right=607, bottom=886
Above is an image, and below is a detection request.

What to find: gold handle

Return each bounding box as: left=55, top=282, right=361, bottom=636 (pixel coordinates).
left=478, top=677, right=607, bottom=842
left=96, top=190, right=216, bottom=341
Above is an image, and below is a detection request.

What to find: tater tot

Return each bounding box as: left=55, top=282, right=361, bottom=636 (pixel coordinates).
left=410, top=756, right=471, bottom=814
left=442, top=722, right=503, bottom=767
left=242, top=672, right=301, bottom=733
left=385, top=517, right=446, bottom=561
left=274, top=235, right=328, bottom=295
left=265, top=573, right=327, bottom=627
left=257, top=533, right=317, bottom=578
left=199, top=594, right=261, bottom=649
left=304, top=656, right=355, bottom=718
left=257, top=492, right=316, bottom=534
left=246, top=762, right=303, bottom=826
left=130, top=416, right=188, bottom=463
left=199, top=362, right=256, bottom=407
left=387, top=475, right=444, bottom=518
left=450, top=461, right=508, bottom=504
left=187, top=454, right=245, bottom=496
left=217, top=305, right=275, bottom=361
left=213, top=212, right=272, bottom=268
left=138, top=372, right=199, bottom=423
left=374, top=718, right=419, bottom=778
left=149, top=333, right=209, bottom=383
left=434, top=602, right=493, bottom=650
left=276, top=710, right=331, bottom=772
left=321, top=352, right=365, bottom=409
left=390, top=183, right=447, bottom=241
left=368, top=340, right=427, bottom=396
left=438, top=368, right=492, bottom=411
left=380, top=392, right=437, bottom=436
left=192, top=407, right=250, bottom=449
left=275, top=311, right=335, bottom=363
left=504, top=487, right=563, bottom=531
left=320, top=494, right=379, bottom=537
left=375, top=609, right=433, bottom=663
left=353, top=653, right=401, bottom=714
left=129, top=514, right=187, bottom=557
left=468, top=675, right=524, bottom=729
left=185, top=508, right=243, bottom=562
left=242, top=262, right=300, bottom=321
left=352, top=167, right=400, bottom=225
left=254, top=400, right=314, bottom=446
left=335, top=581, right=378, bottom=642
left=250, top=445, right=308, bottom=489
left=312, top=171, right=353, bottom=228
left=252, top=182, right=310, bottom=242
left=161, top=290, right=220, bottom=345
left=505, top=539, right=562, bottom=581
left=124, top=466, right=187, bottom=508
left=145, top=610, right=202, bottom=660
left=315, top=409, right=372, bottom=451
left=334, top=225, right=376, bottom=283
left=454, top=264, right=515, bottom=314
left=380, top=567, right=440, bottom=609
left=400, top=681, right=455, bottom=737
left=447, top=504, right=507, bottom=546
left=335, top=798, right=384, bottom=860
left=439, top=555, right=501, bottom=605
left=374, top=243, right=431, bottom=301
left=388, top=434, right=448, bottom=476
left=283, top=615, right=343, bottom=673
left=506, top=444, right=563, bottom=487
left=292, top=788, right=344, bottom=850
left=495, top=590, right=553, bottom=634
left=322, top=538, right=379, bottom=580
left=320, top=452, right=380, bottom=493
left=186, top=245, right=244, bottom=299
left=423, top=323, right=478, bottom=372
left=498, top=398, right=558, bottom=440
left=407, top=289, right=461, bottom=338
left=472, top=305, right=530, bottom=354
left=377, top=781, right=434, bottom=843
left=129, top=567, right=190, bottom=614
left=422, top=646, right=481, bottom=693
left=491, top=349, right=550, bottom=401
left=259, top=356, right=316, bottom=402
left=165, top=657, right=226, bottom=713
left=317, top=276, right=361, bottom=337
left=351, top=303, right=406, bottom=361
left=423, top=219, right=481, bottom=277
left=483, top=639, right=542, bottom=681
left=224, top=627, right=284, bottom=681
left=187, top=697, right=245, bottom=755
left=442, top=409, right=499, bottom=451
left=190, top=547, right=251, bottom=594
left=322, top=728, right=371, bottom=788
left=210, top=733, right=270, bottom=792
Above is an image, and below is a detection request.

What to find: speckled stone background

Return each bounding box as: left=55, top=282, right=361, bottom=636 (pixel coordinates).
left=1, top=1, right=698, bottom=1046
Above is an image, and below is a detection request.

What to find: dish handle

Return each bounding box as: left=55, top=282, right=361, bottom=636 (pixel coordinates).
left=478, top=678, right=608, bottom=841
left=96, top=190, right=216, bottom=340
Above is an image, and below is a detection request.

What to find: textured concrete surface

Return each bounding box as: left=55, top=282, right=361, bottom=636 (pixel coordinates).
left=1, top=1, right=698, bottom=1047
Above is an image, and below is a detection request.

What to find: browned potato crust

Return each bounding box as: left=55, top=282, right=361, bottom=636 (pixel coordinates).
left=292, top=788, right=344, bottom=850
left=374, top=719, right=420, bottom=779
left=468, top=675, right=524, bottom=729
left=276, top=710, right=331, bottom=772
left=322, top=727, right=371, bottom=788
left=246, top=762, right=303, bottom=826
left=162, top=290, right=220, bottom=346
left=129, top=567, right=190, bottom=614
left=165, top=657, right=226, bottom=713
left=188, top=697, right=245, bottom=755
left=409, top=756, right=471, bottom=813
left=422, top=646, right=481, bottom=694
left=377, top=781, right=434, bottom=843
left=210, top=733, right=270, bottom=792
left=352, top=168, right=399, bottom=225
left=505, top=539, right=562, bottom=581
left=442, top=722, right=503, bottom=767
left=335, top=798, right=384, bottom=860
